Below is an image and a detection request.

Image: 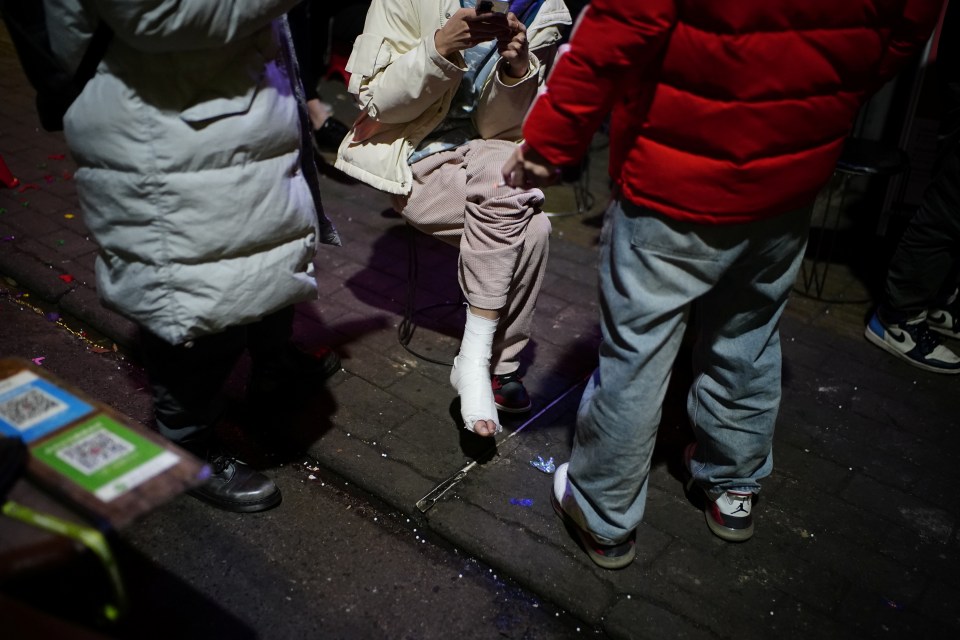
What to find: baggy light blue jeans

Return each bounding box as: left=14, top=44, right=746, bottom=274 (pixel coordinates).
left=568, top=198, right=810, bottom=543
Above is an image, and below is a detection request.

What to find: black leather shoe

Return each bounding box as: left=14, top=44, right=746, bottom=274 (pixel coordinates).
left=188, top=454, right=281, bottom=513
left=313, top=117, right=350, bottom=151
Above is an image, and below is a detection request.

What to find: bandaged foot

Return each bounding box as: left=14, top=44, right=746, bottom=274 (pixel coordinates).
left=450, top=310, right=501, bottom=437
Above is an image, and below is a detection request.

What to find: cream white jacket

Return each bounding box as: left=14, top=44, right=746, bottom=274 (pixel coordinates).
left=334, top=0, right=572, bottom=195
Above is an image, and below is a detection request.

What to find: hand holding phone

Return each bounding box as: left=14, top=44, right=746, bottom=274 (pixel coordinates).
left=436, top=5, right=511, bottom=58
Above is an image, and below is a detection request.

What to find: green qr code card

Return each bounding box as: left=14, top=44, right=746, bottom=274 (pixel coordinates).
left=33, top=414, right=179, bottom=502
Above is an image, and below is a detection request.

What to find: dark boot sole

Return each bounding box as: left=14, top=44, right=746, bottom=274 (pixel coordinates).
left=188, top=488, right=282, bottom=513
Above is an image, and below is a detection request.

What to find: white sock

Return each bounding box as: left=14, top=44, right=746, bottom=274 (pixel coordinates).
left=450, top=310, right=501, bottom=435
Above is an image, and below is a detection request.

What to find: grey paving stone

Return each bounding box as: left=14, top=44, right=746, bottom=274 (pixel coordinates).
left=426, top=498, right=617, bottom=622
left=386, top=367, right=462, bottom=420
left=58, top=286, right=138, bottom=349
left=835, top=580, right=953, bottom=638
left=0, top=243, right=72, bottom=300
left=603, top=596, right=719, bottom=640
left=334, top=342, right=417, bottom=390
left=646, top=543, right=818, bottom=640
left=37, top=227, right=98, bottom=261
left=1, top=205, right=63, bottom=236
left=307, top=427, right=436, bottom=516
left=841, top=474, right=954, bottom=539
left=917, top=580, right=960, bottom=631
left=329, top=375, right=418, bottom=443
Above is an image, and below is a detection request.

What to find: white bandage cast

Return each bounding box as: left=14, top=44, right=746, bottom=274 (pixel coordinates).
left=450, top=310, right=502, bottom=435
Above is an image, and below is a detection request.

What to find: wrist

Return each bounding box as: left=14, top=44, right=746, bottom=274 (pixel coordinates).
left=503, top=58, right=529, bottom=79
left=434, top=30, right=453, bottom=58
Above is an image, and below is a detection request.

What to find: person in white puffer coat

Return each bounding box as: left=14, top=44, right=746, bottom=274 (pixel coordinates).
left=44, top=0, right=341, bottom=513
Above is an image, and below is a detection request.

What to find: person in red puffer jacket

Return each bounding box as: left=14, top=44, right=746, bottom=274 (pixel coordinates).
left=502, top=0, right=942, bottom=569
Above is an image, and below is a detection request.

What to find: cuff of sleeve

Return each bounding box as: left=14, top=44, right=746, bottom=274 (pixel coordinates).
left=498, top=57, right=538, bottom=86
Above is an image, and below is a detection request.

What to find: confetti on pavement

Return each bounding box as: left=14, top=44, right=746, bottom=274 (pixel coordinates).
left=530, top=455, right=556, bottom=474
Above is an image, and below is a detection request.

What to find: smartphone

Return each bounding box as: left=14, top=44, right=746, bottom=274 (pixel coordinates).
left=477, top=0, right=509, bottom=14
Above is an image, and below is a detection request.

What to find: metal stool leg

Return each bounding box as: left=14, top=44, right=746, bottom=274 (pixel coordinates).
left=799, top=171, right=847, bottom=298
left=543, top=155, right=595, bottom=218
left=397, top=225, right=463, bottom=366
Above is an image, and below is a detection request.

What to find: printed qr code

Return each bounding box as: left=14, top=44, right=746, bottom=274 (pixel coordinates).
left=57, top=428, right=135, bottom=474
left=0, top=387, right=67, bottom=430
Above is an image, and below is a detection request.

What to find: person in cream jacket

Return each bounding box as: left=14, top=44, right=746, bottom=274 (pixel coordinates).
left=336, top=0, right=571, bottom=436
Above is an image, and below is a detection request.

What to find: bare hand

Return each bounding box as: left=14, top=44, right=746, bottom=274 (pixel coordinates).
left=497, top=13, right=529, bottom=78
left=435, top=8, right=510, bottom=59
left=502, top=143, right=561, bottom=189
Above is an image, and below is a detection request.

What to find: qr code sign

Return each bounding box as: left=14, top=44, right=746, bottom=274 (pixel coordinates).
left=57, top=428, right=135, bottom=475
left=0, top=387, right=66, bottom=430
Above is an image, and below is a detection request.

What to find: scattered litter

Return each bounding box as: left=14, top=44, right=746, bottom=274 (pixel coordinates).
left=48, top=154, right=66, bottom=161
left=530, top=455, right=555, bottom=474
left=308, top=474, right=317, bottom=480
left=31, top=357, right=45, bottom=366
left=509, top=498, right=533, bottom=507
left=61, top=170, right=73, bottom=181
left=43, top=175, right=56, bottom=183
left=64, top=213, right=75, bottom=219
left=2, top=236, right=13, bottom=242
left=883, top=598, right=903, bottom=610
left=56, top=239, right=65, bottom=246
left=58, top=274, right=75, bottom=283
left=17, top=183, right=39, bottom=193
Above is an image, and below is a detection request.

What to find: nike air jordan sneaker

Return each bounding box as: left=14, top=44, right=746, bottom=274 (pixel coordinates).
left=927, top=289, right=960, bottom=340
left=865, top=311, right=960, bottom=374
left=683, top=443, right=755, bottom=542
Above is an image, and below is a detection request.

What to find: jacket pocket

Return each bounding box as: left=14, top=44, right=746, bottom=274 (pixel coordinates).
left=180, top=88, right=259, bottom=124
left=346, top=33, right=390, bottom=96
left=180, top=55, right=264, bottom=124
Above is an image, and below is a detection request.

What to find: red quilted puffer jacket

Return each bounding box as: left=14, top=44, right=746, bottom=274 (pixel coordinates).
left=523, top=0, right=943, bottom=224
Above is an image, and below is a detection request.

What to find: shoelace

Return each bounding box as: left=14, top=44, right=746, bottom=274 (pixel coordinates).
left=209, top=454, right=233, bottom=474
left=910, top=321, right=942, bottom=355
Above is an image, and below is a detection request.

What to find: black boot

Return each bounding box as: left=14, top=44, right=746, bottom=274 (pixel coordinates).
left=189, top=453, right=281, bottom=513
